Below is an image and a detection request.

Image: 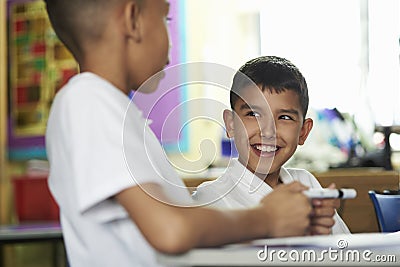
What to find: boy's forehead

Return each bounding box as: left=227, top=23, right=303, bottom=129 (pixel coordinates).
left=234, top=84, right=270, bottom=109
left=236, top=84, right=270, bottom=101
left=234, top=84, right=302, bottom=111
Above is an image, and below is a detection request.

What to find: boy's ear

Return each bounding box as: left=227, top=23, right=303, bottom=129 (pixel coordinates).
left=123, top=1, right=142, bottom=42
left=298, top=118, right=313, bottom=145
left=223, top=109, right=235, bottom=138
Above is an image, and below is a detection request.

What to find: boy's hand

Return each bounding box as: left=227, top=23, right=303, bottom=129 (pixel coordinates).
left=310, top=183, right=340, bottom=235
left=260, top=181, right=312, bottom=237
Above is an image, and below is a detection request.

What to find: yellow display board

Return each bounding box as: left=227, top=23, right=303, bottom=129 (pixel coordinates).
left=8, top=0, right=77, bottom=137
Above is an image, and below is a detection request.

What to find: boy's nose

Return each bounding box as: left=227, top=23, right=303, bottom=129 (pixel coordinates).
left=259, top=130, right=276, bottom=140
left=259, top=120, right=276, bottom=139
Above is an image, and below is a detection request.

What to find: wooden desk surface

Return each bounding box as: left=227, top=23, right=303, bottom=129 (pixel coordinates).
left=314, top=169, right=400, bottom=233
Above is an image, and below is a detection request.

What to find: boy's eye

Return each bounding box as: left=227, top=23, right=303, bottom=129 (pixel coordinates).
left=246, top=111, right=260, bottom=117
left=279, top=115, right=293, bottom=120
left=166, top=17, right=172, bottom=22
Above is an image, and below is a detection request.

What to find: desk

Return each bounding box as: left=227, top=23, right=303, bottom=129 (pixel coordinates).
left=314, top=169, right=400, bottom=233
left=157, top=233, right=400, bottom=266
left=0, top=222, right=65, bottom=267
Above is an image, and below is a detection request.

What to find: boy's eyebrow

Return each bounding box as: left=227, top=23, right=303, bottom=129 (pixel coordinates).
left=239, top=103, right=300, bottom=116
left=237, top=104, right=301, bottom=117
left=238, top=103, right=258, bottom=110
left=278, top=108, right=300, bottom=116
left=238, top=103, right=272, bottom=112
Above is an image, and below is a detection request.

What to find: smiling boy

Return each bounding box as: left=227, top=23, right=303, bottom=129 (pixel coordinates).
left=194, top=56, right=350, bottom=235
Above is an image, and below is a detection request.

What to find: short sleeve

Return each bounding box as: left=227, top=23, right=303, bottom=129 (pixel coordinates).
left=47, top=75, right=192, bottom=223
left=64, top=85, right=147, bottom=221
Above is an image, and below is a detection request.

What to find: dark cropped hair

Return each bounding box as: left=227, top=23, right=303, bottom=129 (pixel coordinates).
left=230, top=56, right=309, bottom=118
left=43, top=0, right=143, bottom=59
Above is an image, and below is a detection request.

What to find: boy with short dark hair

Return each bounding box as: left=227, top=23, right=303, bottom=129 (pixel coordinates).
left=194, top=56, right=350, bottom=235
left=44, top=1, right=315, bottom=266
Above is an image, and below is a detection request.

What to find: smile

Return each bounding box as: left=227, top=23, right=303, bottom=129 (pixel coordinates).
left=251, top=144, right=279, bottom=157
left=254, top=144, right=277, bottom=152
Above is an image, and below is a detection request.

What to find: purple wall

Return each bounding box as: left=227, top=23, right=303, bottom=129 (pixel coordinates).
left=133, top=0, right=186, bottom=144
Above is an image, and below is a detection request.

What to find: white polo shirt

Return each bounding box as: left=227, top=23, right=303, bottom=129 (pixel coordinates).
left=193, top=159, right=350, bottom=235
left=46, top=72, right=192, bottom=267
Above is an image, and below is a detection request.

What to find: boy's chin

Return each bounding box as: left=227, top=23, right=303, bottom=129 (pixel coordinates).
left=134, top=70, right=166, bottom=94
left=254, top=163, right=280, bottom=178
left=254, top=169, right=270, bottom=178
left=254, top=160, right=274, bottom=173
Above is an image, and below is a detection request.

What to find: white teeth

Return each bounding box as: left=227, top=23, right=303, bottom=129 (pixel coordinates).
left=255, top=145, right=277, bottom=152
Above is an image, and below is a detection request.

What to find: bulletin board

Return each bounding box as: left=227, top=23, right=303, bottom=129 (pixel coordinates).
left=7, top=0, right=78, bottom=160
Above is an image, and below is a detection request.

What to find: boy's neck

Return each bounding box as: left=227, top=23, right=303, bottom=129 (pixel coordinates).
left=255, top=169, right=282, bottom=188
left=79, top=64, right=131, bottom=96
left=78, top=38, right=133, bottom=96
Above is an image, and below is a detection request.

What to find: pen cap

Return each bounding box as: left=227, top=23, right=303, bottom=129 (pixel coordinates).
left=340, top=188, right=357, bottom=199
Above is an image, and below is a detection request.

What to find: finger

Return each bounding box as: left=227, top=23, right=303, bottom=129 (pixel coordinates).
left=328, top=183, right=336, bottom=189
left=283, top=181, right=309, bottom=192
left=311, top=198, right=340, bottom=209
left=292, top=189, right=313, bottom=212
left=310, top=225, right=332, bottom=235
left=312, top=206, right=335, bottom=217
left=311, top=199, right=322, bottom=207
left=319, top=198, right=340, bottom=209
left=312, top=198, right=339, bottom=208
left=310, top=217, right=335, bottom=228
